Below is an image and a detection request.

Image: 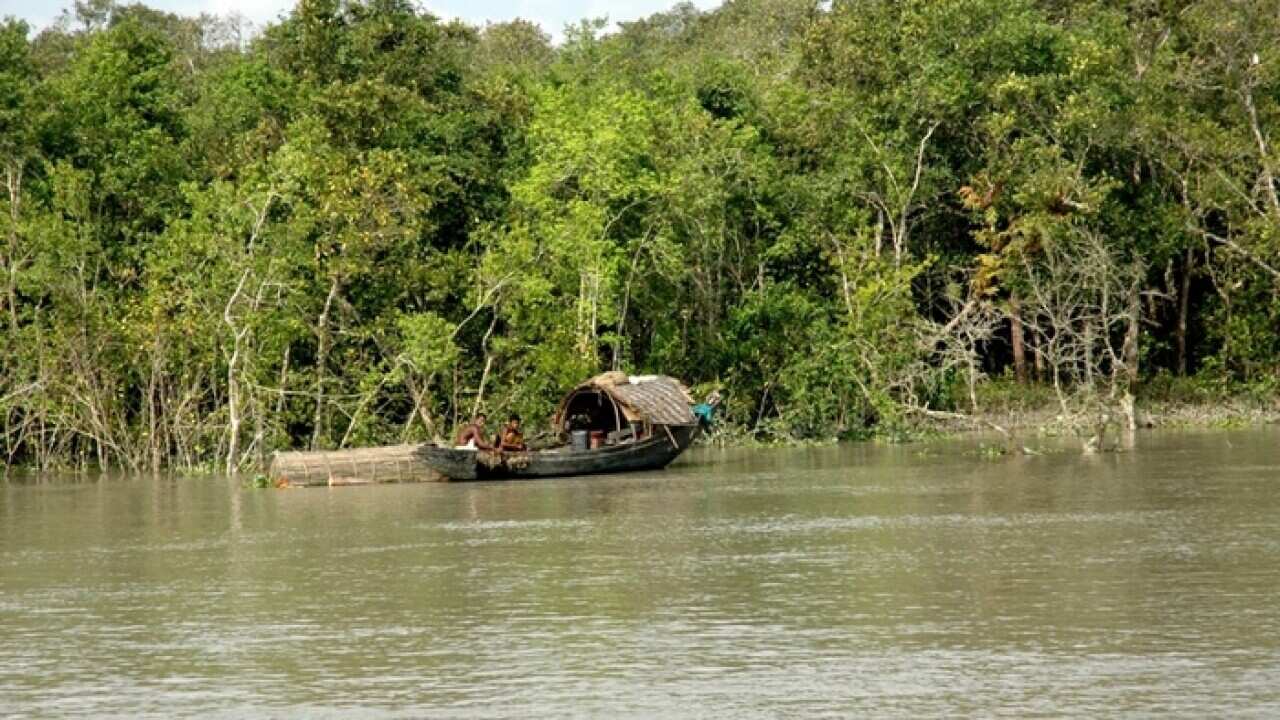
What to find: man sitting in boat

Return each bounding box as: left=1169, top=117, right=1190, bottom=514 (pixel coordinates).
left=693, top=390, right=722, bottom=428
left=497, top=414, right=527, bottom=452
left=454, top=414, right=493, bottom=450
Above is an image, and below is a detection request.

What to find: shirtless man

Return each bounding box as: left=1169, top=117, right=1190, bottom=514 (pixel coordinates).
left=454, top=414, right=493, bottom=450
left=497, top=414, right=526, bottom=452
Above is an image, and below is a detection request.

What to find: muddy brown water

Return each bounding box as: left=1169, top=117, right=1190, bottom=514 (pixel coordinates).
left=3, top=429, right=1280, bottom=717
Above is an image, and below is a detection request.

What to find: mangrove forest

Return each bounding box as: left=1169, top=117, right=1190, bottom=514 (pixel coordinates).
left=1, top=0, right=1278, bottom=471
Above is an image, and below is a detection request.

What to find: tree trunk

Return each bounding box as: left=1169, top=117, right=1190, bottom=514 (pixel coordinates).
left=4, top=162, right=22, bottom=334
left=224, top=270, right=250, bottom=476
left=1177, top=248, right=1194, bottom=376
left=226, top=351, right=242, bottom=476
left=1123, top=281, right=1141, bottom=390
left=470, top=313, right=498, bottom=419
left=1243, top=85, right=1280, bottom=218
left=311, top=277, right=340, bottom=451
left=1083, top=321, right=1095, bottom=386
left=148, top=338, right=163, bottom=471
left=873, top=208, right=884, bottom=258
left=252, top=387, right=266, bottom=471
left=1033, top=329, right=1045, bottom=381
left=967, top=357, right=979, bottom=414
left=1009, top=294, right=1028, bottom=384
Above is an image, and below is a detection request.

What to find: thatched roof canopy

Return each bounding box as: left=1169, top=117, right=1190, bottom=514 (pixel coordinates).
left=553, top=372, right=696, bottom=428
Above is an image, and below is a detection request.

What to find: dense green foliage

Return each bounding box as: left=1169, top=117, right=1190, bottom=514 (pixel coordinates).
left=1, top=0, right=1278, bottom=470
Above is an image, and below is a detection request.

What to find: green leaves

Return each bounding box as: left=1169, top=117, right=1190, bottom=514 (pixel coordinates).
left=6, top=0, right=1280, bottom=468
left=394, top=312, right=458, bottom=379
left=0, top=19, right=35, bottom=162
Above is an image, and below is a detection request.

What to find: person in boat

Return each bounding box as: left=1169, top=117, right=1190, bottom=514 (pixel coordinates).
left=454, top=414, right=493, bottom=450
left=497, top=414, right=527, bottom=452
left=693, top=390, right=722, bottom=428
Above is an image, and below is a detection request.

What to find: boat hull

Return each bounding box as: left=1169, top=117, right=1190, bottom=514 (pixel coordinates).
left=417, top=424, right=699, bottom=481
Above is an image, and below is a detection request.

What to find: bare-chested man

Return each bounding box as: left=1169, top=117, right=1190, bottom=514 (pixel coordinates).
left=497, top=414, right=526, bottom=452
left=454, top=414, right=493, bottom=450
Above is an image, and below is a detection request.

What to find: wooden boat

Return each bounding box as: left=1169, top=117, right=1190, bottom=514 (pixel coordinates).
left=417, top=372, right=704, bottom=481
left=418, top=424, right=699, bottom=481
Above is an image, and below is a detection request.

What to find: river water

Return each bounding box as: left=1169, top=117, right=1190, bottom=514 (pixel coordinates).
left=3, top=429, right=1280, bottom=717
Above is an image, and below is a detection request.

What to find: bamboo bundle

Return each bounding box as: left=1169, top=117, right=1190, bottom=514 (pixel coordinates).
left=268, top=443, right=443, bottom=487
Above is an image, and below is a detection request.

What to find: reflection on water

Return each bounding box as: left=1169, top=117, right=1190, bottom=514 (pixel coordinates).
left=3, top=429, right=1280, bottom=717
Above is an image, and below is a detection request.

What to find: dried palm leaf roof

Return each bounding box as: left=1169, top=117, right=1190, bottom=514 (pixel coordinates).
left=553, top=372, right=696, bottom=427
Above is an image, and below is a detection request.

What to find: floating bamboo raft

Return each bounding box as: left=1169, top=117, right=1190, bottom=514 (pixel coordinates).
left=268, top=444, right=443, bottom=487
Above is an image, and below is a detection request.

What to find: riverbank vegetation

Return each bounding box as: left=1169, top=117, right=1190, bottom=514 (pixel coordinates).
left=2, top=0, right=1278, bottom=470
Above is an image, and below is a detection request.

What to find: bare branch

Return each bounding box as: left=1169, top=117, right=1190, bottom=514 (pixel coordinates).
left=1193, top=225, right=1280, bottom=281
